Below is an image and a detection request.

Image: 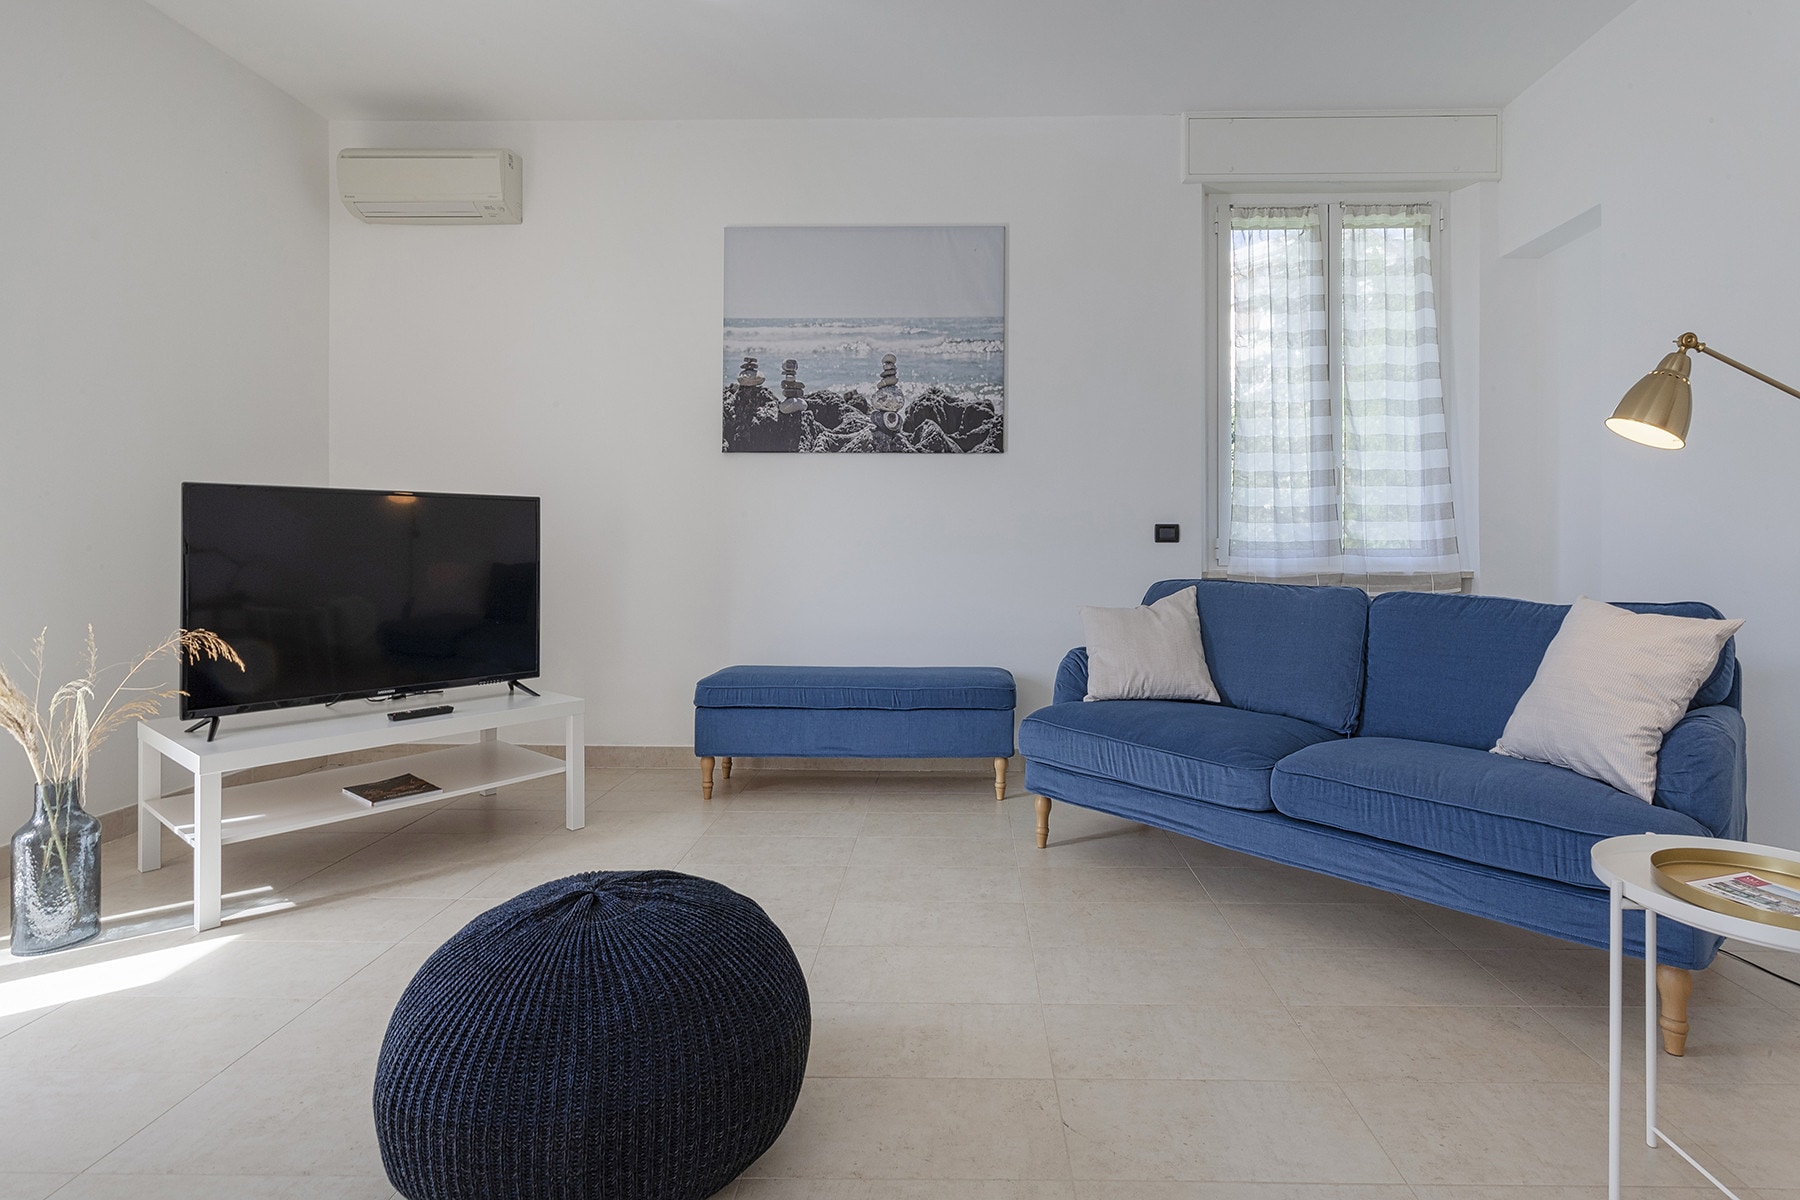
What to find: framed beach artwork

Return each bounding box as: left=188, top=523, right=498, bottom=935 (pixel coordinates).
left=722, top=225, right=1006, bottom=453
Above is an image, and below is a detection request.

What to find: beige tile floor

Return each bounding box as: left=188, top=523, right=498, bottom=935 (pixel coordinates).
left=1, top=763, right=1797, bottom=1199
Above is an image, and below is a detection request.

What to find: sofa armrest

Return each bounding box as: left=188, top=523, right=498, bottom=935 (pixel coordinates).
left=1054, top=648, right=1089, bottom=705
left=1655, top=705, right=1747, bottom=839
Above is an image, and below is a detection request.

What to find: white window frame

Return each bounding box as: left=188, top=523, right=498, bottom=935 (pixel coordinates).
left=1206, top=190, right=1465, bottom=576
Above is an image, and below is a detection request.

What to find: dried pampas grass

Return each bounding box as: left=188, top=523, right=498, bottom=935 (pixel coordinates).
left=0, top=627, right=243, bottom=789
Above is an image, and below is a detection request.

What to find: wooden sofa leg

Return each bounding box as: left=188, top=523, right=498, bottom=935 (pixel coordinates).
left=1657, top=964, right=1693, bottom=1056
left=700, top=756, right=715, bottom=801
left=993, top=757, right=1007, bottom=801
left=1034, top=794, right=1051, bottom=849
left=722, top=757, right=733, bottom=779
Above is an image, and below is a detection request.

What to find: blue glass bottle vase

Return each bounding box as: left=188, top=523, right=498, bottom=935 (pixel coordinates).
left=10, top=780, right=101, bottom=955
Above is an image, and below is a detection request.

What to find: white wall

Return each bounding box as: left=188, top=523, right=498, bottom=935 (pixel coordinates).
left=0, top=1, right=328, bottom=823
left=1478, top=206, right=1607, bottom=602
left=1480, top=0, right=1800, bottom=846
left=322, top=3, right=1800, bottom=850
left=329, top=117, right=1208, bottom=749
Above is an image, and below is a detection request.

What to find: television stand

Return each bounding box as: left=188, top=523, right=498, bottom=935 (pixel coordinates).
left=508, top=679, right=540, bottom=697
left=183, top=715, right=220, bottom=743
left=136, top=688, right=585, bottom=931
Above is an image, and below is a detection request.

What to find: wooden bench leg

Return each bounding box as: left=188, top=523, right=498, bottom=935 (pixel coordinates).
left=722, top=756, right=733, bottom=779
left=700, top=756, right=715, bottom=800
left=1657, top=964, right=1692, bottom=1056
left=1034, top=794, right=1051, bottom=849
left=993, top=757, right=1007, bottom=801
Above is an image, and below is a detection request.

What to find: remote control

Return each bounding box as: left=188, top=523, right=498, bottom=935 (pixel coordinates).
left=389, top=705, right=454, bottom=721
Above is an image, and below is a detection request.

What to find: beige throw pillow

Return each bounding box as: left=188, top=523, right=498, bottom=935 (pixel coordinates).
left=1492, top=596, right=1742, bottom=802
left=1080, top=586, right=1219, bottom=703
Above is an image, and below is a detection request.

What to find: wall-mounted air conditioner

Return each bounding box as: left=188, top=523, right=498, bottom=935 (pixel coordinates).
left=337, top=148, right=523, bottom=224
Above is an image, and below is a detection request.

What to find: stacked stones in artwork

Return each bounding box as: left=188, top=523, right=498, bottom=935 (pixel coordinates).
left=722, top=225, right=1006, bottom=454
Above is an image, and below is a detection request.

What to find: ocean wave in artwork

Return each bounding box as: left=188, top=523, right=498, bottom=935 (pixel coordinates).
left=724, top=316, right=1005, bottom=395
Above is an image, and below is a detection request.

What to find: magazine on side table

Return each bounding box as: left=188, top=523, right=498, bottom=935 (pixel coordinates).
left=1686, top=870, right=1800, bottom=919
left=343, top=773, right=442, bottom=806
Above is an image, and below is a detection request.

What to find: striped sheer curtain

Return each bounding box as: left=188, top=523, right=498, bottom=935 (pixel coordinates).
left=1224, top=202, right=1461, bottom=588
left=1225, top=207, right=1338, bottom=577
left=1339, top=204, right=1460, bottom=577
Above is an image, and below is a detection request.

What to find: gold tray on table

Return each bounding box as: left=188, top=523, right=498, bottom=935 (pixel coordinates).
left=1649, top=845, right=1800, bottom=932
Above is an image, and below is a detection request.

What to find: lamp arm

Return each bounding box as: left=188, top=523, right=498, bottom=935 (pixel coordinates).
left=1679, top=332, right=1800, bottom=402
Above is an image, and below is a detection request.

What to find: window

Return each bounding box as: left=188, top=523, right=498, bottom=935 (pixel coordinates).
left=1212, top=197, right=1462, bottom=588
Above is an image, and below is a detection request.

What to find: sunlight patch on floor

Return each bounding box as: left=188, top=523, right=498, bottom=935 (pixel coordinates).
left=0, top=935, right=236, bottom=1017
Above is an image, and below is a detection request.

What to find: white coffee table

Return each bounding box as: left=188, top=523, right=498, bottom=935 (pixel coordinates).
left=1591, top=833, right=1800, bottom=1200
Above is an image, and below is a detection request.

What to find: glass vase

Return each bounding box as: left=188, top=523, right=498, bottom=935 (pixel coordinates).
left=10, top=779, right=102, bottom=955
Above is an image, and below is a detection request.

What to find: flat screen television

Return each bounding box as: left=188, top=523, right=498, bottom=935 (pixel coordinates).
left=181, top=483, right=541, bottom=719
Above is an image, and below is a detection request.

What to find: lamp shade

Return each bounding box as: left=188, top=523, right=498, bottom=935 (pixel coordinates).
left=1606, top=350, right=1692, bottom=449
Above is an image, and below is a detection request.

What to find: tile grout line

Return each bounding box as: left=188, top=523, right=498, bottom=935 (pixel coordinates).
left=1027, top=809, right=1082, bottom=1186
left=1216, top=848, right=1417, bottom=1191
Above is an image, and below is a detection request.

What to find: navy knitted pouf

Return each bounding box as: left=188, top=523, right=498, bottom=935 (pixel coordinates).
left=373, top=870, right=811, bottom=1200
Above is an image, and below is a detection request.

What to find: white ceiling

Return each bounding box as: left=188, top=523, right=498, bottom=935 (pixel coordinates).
left=144, top=0, right=1634, bottom=122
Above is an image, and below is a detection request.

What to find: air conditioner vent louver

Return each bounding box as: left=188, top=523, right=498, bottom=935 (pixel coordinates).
left=354, top=201, right=485, bottom=218
left=338, top=149, right=522, bottom=225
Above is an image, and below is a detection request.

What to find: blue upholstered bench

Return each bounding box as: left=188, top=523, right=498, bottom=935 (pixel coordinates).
left=694, top=666, right=1017, bottom=800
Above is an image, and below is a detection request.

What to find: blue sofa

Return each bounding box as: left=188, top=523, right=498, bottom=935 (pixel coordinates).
left=1019, top=579, right=1746, bottom=1052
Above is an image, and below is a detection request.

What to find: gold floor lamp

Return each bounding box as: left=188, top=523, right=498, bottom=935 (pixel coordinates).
left=1607, top=332, right=1800, bottom=448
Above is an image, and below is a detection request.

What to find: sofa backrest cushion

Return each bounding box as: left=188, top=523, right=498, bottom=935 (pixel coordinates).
left=1140, top=579, right=1370, bottom=735
left=1361, top=592, right=1740, bottom=750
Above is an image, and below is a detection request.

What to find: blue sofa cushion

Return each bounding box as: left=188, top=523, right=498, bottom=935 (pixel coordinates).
left=1018, top=700, right=1340, bottom=812
left=1139, top=580, right=1369, bottom=735
left=1025, top=758, right=1722, bottom=970
left=1655, top=706, right=1748, bottom=839
left=1270, top=738, right=1712, bottom=889
left=1054, top=647, right=1092, bottom=706
left=1361, top=593, right=1739, bottom=749
left=694, top=666, right=1015, bottom=711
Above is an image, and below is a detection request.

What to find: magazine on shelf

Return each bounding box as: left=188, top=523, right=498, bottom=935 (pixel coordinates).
left=1687, top=870, right=1800, bottom=919
left=343, top=773, right=442, bottom=806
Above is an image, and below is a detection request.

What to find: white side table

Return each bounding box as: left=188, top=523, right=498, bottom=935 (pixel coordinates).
left=138, top=688, right=586, bottom=931
left=1591, top=833, right=1800, bottom=1200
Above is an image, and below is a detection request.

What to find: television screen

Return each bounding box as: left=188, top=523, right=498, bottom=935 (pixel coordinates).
left=181, top=483, right=540, bottom=718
